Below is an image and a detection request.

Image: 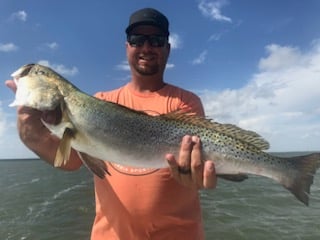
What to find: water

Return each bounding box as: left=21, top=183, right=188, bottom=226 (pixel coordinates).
left=1, top=160, right=94, bottom=240
left=1, top=157, right=320, bottom=240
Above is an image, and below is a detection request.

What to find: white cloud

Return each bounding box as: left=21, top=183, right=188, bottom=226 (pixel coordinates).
left=169, top=33, right=183, bottom=49
left=38, top=60, right=79, bottom=76
left=0, top=43, right=18, bottom=52
left=166, top=63, right=175, bottom=69
left=115, top=60, right=130, bottom=71
left=46, top=42, right=59, bottom=50
left=10, top=10, right=27, bottom=22
left=192, top=50, right=208, bottom=65
left=198, top=0, right=232, bottom=23
left=208, top=33, right=222, bottom=41
left=0, top=123, right=36, bottom=159
left=200, top=41, right=320, bottom=152
left=0, top=104, right=5, bottom=139
left=37, top=42, right=59, bottom=51
left=258, top=44, right=302, bottom=71
left=0, top=101, right=28, bottom=159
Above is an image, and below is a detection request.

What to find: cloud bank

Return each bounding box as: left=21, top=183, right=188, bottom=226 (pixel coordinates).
left=200, top=41, right=320, bottom=151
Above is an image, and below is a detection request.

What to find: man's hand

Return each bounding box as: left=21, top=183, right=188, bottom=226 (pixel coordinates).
left=5, top=79, right=17, bottom=92
left=166, top=135, right=217, bottom=189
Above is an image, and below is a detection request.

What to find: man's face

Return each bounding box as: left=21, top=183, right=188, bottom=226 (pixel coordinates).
left=126, top=25, right=170, bottom=76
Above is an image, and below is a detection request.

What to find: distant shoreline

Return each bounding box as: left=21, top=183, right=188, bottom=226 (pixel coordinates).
left=0, top=158, right=40, bottom=161
left=0, top=151, right=317, bottom=161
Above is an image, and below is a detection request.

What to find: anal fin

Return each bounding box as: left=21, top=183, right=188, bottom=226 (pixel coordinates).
left=218, top=173, right=249, bottom=182
left=78, top=152, right=110, bottom=179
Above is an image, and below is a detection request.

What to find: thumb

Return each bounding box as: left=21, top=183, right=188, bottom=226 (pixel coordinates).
left=5, top=80, right=17, bottom=93
left=165, top=153, right=177, bottom=168
left=165, top=153, right=180, bottom=180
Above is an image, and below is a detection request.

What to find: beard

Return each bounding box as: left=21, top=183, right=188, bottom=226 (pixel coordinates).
left=133, top=63, right=159, bottom=75
left=130, top=52, right=162, bottom=76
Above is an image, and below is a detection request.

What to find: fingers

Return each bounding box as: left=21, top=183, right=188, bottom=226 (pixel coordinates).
left=166, top=153, right=180, bottom=181
left=5, top=80, right=17, bottom=93
left=17, top=107, right=61, bottom=127
left=203, top=161, right=217, bottom=189
left=42, top=108, right=62, bottom=125
left=178, top=135, right=194, bottom=185
left=166, top=135, right=217, bottom=189
left=190, top=136, right=204, bottom=189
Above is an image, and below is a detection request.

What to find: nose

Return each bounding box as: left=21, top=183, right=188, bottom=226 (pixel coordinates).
left=140, top=40, right=153, bottom=51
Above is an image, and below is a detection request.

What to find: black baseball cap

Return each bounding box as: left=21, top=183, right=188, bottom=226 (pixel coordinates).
left=125, top=8, right=169, bottom=37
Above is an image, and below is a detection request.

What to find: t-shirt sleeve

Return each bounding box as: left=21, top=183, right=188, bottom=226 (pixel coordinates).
left=94, top=89, right=120, bottom=103
left=179, top=91, right=205, bottom=117
left=94, top=91, right=111, bottom=101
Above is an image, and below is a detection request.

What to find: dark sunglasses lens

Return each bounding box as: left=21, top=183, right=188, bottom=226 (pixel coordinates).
left=128, top=35, right=146, bottom=47
left=128, top=35, right=166, bottom=47
left=149, top=36, right=166, bottom=47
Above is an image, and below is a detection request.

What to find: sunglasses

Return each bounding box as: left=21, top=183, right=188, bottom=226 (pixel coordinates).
left=127, top=34, right=167, bottom=47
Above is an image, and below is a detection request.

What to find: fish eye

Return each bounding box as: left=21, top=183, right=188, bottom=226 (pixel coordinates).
left=36, top=70, right=46, bottom=75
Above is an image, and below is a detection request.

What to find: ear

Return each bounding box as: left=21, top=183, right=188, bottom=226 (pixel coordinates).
left=165, top=42, right=171, bottom=60
left=125, top=42, right=130, bottom=58
left=166, top=42, right=171, bottom=52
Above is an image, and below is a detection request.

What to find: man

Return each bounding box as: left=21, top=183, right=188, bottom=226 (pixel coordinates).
left=6, top=8, right=217, bottom=240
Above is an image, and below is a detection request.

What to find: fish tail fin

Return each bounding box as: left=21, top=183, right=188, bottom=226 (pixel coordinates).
left=285, top=153, right=320, bottom=206
left=78, top=152, right=110, bottom=179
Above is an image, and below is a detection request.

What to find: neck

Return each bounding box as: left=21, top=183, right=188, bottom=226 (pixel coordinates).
left=129, top=75, right=165, bottom=93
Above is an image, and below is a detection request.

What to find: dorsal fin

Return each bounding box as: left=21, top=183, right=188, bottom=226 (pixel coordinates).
left=160, top=111, right=270, bottom=150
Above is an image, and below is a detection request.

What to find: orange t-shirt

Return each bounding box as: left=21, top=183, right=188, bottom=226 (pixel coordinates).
left=91, top=83, right=205, bottom=240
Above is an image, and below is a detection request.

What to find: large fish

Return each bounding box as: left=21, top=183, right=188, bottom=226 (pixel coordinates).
left=9, top=63, right=320, bottom=205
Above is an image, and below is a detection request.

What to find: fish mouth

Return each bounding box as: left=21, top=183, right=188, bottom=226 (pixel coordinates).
left=11, top=63, right=35, bottom=79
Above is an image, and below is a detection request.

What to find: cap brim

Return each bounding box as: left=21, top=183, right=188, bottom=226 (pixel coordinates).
left=125, top=22, right=169, bottom=36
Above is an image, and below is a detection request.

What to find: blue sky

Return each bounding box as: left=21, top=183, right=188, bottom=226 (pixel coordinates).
left=1, top=0, right=320, bottom=158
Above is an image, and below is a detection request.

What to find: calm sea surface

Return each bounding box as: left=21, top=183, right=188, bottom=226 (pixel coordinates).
left=1, top=156, right=320, bottom=240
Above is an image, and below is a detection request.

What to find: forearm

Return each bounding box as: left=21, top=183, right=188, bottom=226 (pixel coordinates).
left=17, top=107, right=82, bottom=171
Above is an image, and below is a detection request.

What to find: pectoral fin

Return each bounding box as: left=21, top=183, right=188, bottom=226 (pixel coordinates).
left=78, top=152, right=110, bottom=179
left=217, top=174, right=249, bottom=182
left=54, top=127, right=74, bottom=167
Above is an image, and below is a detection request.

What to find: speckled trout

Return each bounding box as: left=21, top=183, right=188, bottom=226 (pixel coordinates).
left=9, top=63, right=320, bottom=205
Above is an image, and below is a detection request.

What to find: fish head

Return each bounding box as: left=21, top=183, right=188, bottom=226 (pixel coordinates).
left=9, top=64, right=65, bottom=111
